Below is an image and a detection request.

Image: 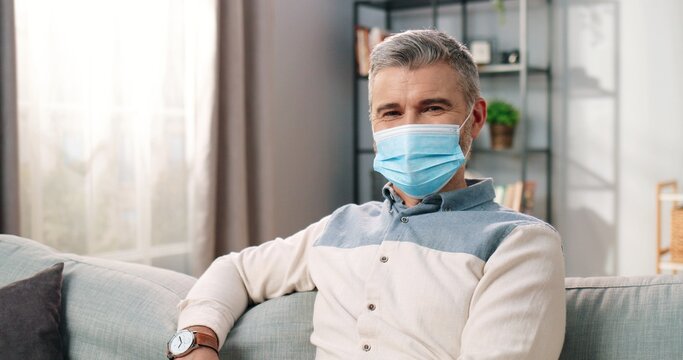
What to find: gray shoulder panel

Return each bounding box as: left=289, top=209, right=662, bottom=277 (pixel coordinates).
left=314, top=200, right=555, bottom=262
left=314, top=202, right=387, bottom=249
left=402, top=210, right=547, bottom=261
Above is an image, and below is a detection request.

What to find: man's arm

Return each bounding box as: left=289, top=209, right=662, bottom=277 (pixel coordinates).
left=458, top=224, right=566, bottom=360
left=176, top=215, right=331, bottom=352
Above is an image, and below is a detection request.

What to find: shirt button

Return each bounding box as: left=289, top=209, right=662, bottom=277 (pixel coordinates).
left=368, top=303, right=376, bottom=311
left=400, top=216, right=409, bottom=223
left=362, top=344, right=371, bottom=352
left=380, top=255, right=388, bottom=263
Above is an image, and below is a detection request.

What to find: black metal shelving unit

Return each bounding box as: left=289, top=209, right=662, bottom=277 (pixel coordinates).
left=352, top=0, right=554, bottom=223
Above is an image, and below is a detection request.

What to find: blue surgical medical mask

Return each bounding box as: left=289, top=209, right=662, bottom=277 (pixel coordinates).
left=373, top=112, right=472, bottom=199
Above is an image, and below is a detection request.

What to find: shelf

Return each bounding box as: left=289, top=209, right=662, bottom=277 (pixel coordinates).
left=478, top=64, right=550, bottom=75
left=359, top=147, right=550, bottom=156
left=352, top=0, right=554, bottom=222
left=659, top=193, right=683, bottom=202
left=472, top=147, right=550, bottom=156
left=659, top=261, right=683, bottom=271
left=357, top=0, right=493, bottom=11
left=356, top=64, right=549, bottom=79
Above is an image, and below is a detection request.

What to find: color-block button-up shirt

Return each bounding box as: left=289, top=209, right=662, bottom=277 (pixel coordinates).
left=178, top=178, right=566, bottom=359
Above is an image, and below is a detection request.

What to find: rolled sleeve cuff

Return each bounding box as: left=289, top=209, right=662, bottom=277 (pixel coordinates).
left=177, top=298, right=234, bottom=350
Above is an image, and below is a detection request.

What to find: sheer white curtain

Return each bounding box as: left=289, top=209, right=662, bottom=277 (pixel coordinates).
left=14, top=0, right=218, bottom=275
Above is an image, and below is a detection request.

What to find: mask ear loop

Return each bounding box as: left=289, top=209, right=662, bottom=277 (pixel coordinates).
left=460, top=103, right=475, bottom=128
left=459, top=104, right=475, bottom=160
left=464, top=143, right=472, bottom=159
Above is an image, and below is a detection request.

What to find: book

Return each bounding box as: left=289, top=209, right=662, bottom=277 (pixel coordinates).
left=522, top=180, right=537, bottom=213
left=355, top=26, right=390, bottom=76
left=510, top=180, right=524, bottom=212
left=355, top=26, right=370, bottom=76
left=494, top=185, right=505, bottom=205
left=502, top=182, right=516, bottom=209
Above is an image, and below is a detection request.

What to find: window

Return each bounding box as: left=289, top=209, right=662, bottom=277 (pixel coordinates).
left=15, top=0, right=216, bottom=274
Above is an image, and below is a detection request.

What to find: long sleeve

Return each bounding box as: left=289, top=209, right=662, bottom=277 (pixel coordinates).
left=176, top=215, right=331, bottom=349
left=458, top=224, right=566, bottom=360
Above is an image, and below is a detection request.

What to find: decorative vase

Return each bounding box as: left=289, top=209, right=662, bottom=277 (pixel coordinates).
left=489, top=124, right=515, bottom=150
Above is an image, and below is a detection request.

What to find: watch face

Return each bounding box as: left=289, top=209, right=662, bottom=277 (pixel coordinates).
left=169, top=330, right=194, bottom=355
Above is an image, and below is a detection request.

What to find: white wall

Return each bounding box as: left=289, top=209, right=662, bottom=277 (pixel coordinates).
left=617, top=0, right=683, bottom=276
left=554, top=0, right=683, bottom=276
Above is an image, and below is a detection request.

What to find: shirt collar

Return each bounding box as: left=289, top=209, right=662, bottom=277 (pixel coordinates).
left=382, top=178, right=496, bottom=213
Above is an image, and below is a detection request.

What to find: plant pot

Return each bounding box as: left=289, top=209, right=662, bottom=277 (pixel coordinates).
left=489, top=124, right=515, bottom=150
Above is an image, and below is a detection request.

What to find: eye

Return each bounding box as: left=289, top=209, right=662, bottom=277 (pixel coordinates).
left=382, top=111, right=401, bottom=118
left=425, top=106, right=443, bottom=112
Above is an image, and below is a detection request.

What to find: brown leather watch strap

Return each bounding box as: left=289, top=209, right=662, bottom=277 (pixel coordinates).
left=194, top=331, right=219, bottom=353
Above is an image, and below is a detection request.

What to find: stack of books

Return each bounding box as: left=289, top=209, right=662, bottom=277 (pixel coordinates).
left=493, top=180, right=537, bottom=213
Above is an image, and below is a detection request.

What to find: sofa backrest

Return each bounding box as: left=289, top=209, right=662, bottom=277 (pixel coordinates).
left=225, top=291, right=317, bottom=359
left=225, top=276, right=683, bottom=360
left=0, top=235, right=196, bottom=359
left=4, top=235, right=683, bottom=359
left=224, top=276, right=683, bottom=360
left=562, top=275, right=683, bottom=359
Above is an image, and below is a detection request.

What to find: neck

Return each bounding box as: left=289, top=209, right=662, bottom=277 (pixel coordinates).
left=393, top=168, right=468, bottom=208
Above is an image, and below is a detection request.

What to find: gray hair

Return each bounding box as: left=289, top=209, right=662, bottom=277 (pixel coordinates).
left=368, top=29, right=480, bottom=115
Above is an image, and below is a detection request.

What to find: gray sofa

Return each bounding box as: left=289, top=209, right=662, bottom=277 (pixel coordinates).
left=1, top=234, right=682, bottom=359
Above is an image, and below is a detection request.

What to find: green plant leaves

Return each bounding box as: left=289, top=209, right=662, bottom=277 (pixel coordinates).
left=486, top=100, right=519, bottom=127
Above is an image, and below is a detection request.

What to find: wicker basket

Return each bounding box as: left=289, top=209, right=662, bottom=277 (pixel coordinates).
left=672, top=206, right=683, bottom=263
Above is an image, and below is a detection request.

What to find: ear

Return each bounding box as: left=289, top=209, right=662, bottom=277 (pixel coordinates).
left=469, top=97, right=487, bottom=139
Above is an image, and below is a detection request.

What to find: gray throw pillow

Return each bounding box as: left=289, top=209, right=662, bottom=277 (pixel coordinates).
left=0, top=263, right=65, bottom=360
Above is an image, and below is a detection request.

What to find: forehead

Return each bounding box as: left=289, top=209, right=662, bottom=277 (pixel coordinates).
left=371, top=63, right=464, bottom=106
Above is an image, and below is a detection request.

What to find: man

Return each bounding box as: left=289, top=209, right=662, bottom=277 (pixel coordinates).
left=167, top=29, right=565, bottom=359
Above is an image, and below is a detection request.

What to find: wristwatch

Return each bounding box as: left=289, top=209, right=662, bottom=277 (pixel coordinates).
left=167, top=329, right=219, bottom=359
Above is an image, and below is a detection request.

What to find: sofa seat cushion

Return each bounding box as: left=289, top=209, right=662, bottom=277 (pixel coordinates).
left=562, top=275, right=683, bottom=359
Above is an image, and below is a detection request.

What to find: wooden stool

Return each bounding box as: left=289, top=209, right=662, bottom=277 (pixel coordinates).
left=656, top=181, right=683, bottom=274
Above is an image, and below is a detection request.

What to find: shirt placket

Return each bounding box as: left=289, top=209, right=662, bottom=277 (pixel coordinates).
left=357, top=203, right=405, bottom=355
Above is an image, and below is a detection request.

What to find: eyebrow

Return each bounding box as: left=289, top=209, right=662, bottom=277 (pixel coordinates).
left=374, top=102, right=400, bottom=116
left=419, top=98, right=453, bottom=108
left=374, top=98, right=454, bottom=116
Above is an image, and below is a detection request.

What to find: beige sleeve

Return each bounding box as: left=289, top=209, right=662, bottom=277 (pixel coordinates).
left=176, top=214, right=331, bottom=349
left=458, top=224, right=566, bottom=360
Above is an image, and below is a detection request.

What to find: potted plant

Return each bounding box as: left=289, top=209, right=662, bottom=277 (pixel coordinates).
left=486, top=100, right=519, bottom=150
